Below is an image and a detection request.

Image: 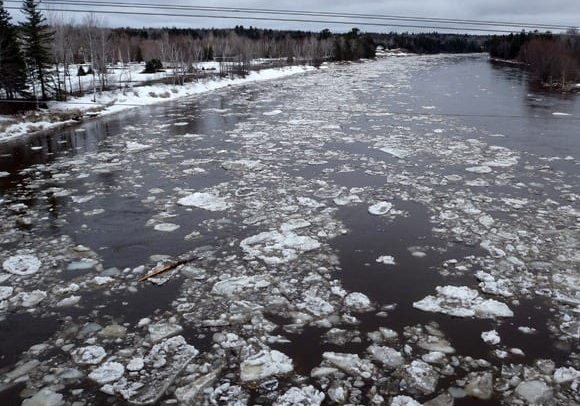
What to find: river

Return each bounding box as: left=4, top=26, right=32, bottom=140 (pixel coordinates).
left=0, top=54, right=578, bottom=405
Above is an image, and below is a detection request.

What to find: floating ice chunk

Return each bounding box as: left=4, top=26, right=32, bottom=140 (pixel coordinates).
left=417, top=336, right=455, bottom=353
left=175, top=367, right=221, bottom=404
left=515, top=380, right=552, bottom=404
left=56, top=295, right=81, bottom=307
left=376, top=255, right=396, bottom=265
left=126, top=358, right=145, bottom=372
left=214, top=332, right=245, bottom=349
left=391, top=395, right=421, bottom=406
left=10, top=290, right=47, bottom=307
left=240, top=231, right=320, bottom=265
left=465, top=372, right=494, bottom=400
left=333, top=194, right=362, bottom=206
left=552, top=112, right=571, bottom=116
left=22, top=388, right=64, bottom=406
left=177, top=192, right=231, bottom=211
left=274, top=386, right=325, bottom=406
left=478, top=214, right=495, bottom=228
left=222, top=159, right=265, bottom=171
left=126, top=141, right=151, bottom=152
left=66, top=259, right=98, bottom=271
left=483, top=157, right=518, bottom=167
left=518, top=326, right=537, bottom=334
left=88, top=362, right=125, bottom=384
left=71, top=195, right=94, bottom=204
left=148, top=322, right=183, bottom=343
left=92, top=276, right=114, bottom=285
left=466, top=166, right=492, bottom=174
left=0, top=286, right=14, bottom=300
left=301, top=294, right=335, bottom=317
left=3, top=254, right=41, bottom=276
left=263, top=109, right=282, bottom=116
left=211, top=275, right=270, bottom=297
left=368, top=201, right=392, bottom=215
left=0, top=171, right=9, bottom=178
left=153, top=223, right=181, bottom=232
left=297, top=197, right=325, bottom=208
left=402, top=360, right=439, bottom=395
left=72, top=346, right=107, bottom=365
left=322, top=352, right=375, bottom=379
left=367, top=345, right=404, bottom=368
left=553, top=367, right=579, bottom=384
left=344, top=292, right=373, bottom=312
left=481, top=330, right=501, bottom=345
left=121, top=336, right=198, bottom=403
left=422, top=351, right=445, bottom=364
left=475, top=300, right=514, bottom=318
left=413, top=286, right=513, bottom=319
left=240, top=350, right=293, bottom=382
left=280, top=219, right=311, bottom=232
left=379, top=147, right=410, bottom=159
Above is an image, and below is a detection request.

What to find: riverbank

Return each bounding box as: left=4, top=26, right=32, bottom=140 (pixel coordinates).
left=0, top=64, right=316, bottom=142
left=490, top=57, right=580, bottom=93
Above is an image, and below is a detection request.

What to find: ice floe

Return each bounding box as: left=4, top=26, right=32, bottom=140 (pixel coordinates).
left=240, top=349, right=293, bottom=382
left=368, top=201, right=393, bottom=215
left=2, top=254, right=41, bottom=276
left=240, top=230, right=321, bottom=265
left=413, top=285, right=514, bottom=318
left=177, top=192, right=231, bottom=211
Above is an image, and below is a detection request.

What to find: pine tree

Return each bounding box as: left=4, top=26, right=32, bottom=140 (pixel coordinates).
left=0, top=1, right=27, bottom=99
left=20, top=0, right=54, bottom=100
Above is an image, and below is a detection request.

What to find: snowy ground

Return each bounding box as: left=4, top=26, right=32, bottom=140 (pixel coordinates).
left=0, top=55, right=578, bottom=405
left=0, top=64, right=315, bottom=141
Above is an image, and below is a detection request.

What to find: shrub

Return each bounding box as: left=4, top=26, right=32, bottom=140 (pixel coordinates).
left=143, top=59, right=163, bottom=73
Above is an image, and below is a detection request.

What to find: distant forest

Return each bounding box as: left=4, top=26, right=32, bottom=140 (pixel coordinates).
left=488, top=31, right=579, bottom=88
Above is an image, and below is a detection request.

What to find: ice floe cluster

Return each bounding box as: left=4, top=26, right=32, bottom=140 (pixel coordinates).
left=0, top=55, right=577, bottom=405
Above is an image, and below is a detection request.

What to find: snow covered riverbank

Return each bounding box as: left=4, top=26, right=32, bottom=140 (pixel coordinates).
left=0, top=64, right=315, bottom=141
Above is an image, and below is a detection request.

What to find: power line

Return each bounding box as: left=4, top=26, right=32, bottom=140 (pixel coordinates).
left=1, top=99, right=577, bottom=121
left=3, top=5, right=561, bottom=35
left=11, top=0, right=576, bottom=32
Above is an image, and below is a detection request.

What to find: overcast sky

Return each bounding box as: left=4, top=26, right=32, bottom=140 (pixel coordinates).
left=6, top=0, right=580, bottom=33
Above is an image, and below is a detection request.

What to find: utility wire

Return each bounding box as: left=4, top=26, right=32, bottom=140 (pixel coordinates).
left=10, top=0, right=576, bottom=31
left=3, top=5, right=573, bottom=35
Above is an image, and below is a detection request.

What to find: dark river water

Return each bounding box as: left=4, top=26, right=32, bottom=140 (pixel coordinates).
left=0, top=55, right=578, bottom=405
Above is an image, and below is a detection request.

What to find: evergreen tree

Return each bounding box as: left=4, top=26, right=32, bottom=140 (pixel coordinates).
left=0, top=1, right=27, bottom=99
left=20, top=0, right=54, bottom=100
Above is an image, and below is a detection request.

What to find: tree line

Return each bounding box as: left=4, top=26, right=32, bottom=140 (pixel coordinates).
left=372, top=32, right=486, bottom=54
left=2, top=0, right=577, bottom=103
left=0, top=0, right=381, bottom=102
left=488, top=31, right=579, bottom=89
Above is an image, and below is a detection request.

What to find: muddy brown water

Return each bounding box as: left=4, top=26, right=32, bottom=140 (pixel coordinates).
left=0, top=55, right=578, bottom=404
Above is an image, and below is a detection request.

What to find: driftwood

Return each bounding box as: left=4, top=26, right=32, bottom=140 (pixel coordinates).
left=139, top=254, right=197, bottom=282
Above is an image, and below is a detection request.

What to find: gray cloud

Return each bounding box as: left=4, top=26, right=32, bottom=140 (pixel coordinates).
left=8, top=0, right=580, bottom=32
